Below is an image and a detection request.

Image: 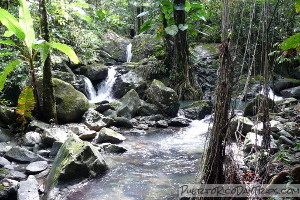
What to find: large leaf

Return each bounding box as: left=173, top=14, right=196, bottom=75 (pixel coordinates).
left=16, top=86, right=35, bottom=118
left=0, top=8, right=25, bottom=40
left=49, top=42, right=79, bottom=64
left=39, top=41, right=50, bottom=66
left=0, top=60, right=21, bottom=92
left=296, top=0, right=300, bottom=12
left=165, top=25, right=178, bottom=36
left=19, top=0, right=35, bottom=50
left=139, top=20, right=153, bottom=33
left=280, top=33, right=300, bottom=51
left=185, top=0, right=191, bottom=12
left=0, top=39, right=16, bottom=46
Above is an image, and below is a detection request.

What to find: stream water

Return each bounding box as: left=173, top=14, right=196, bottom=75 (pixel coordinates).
left=67, top=116, right=211, bottom=200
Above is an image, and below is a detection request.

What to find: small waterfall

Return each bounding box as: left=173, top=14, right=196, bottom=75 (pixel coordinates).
left=83, top=77, right=97, bottom=100
left=89, top=67, right=117, bottom=104
left=126, top=43, right=133, bottom=63
left=259, top=87, right=283, bottom=101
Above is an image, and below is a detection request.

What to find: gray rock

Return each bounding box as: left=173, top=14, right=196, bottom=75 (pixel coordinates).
left=0, top=157, right=10, bottom=167
left=279, top=136, right=295, bottom=147
left=99, top=143, right=127, bottom=153
left=49, top=141, right=63, bottom=157
left=156, top=120, right=168, bottom=128
left=136, top=124, right=149, bottom=130
left=52, top=70, right=76, bottom=85
left=283, top=122, right=300, bottom=136
left=79, top=64, right=108, bottom=83
left=270, top=120, right=282, bottom=132
left=5, top=146, right=46, bottom=163
left=42, top=127, right=75, bottom=147
left=244, top=94, right=275, bottom=116
left=0, top=142, right=15, bottom=153
left=0, top=128, right=13, bottom=143
left=280, top=86, right=300, bottom=99
left=117, top=89, right=141, bottom=119
left=0, top=170, right=26, bottom=181
left=111, top=117, right=134, bottom=128
left=137, top=101, right=160, bottom=116
left=95, top=128, right=126, bottom=144
left=82, top=109, right=108, bottom=131
left=276, top=98, right=299, bottom=107
left=278, top=130, right=293, bottom=140
left=44, top=137, right=108, bottom=194
left=37, top=150, right=50, bottom=157
left=0, top=106, right=17, bottom=127
left=17, top=175, right=39, bottom=200
left=229, top=116, right=254, bottom=137
left=0, top=178, right=18, bottom=200
left=27, top=119, right=50, bottom=132
left=23, top=132, right=41, bottom=147
left=273, top=78, right=300, bottom=94
left=102, top=109, right=117, bottom=118
left=26, top=161, right=48, bottom=174
left=95, top=103, right=115, bottom=113
left=66, top=123, right=97, bottom=140
left=168, top=117, right=191, bottom=127
left=182, top=100, right=213, bottom=120
left=122, top=129, right=147, bottom=135
left=145, top=80, right=180, bottom=117
left=243, top=132, right=277, bottom=153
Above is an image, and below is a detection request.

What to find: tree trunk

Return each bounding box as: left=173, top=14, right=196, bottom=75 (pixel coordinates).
left=200, top=0, right=233, bottom=185
left=39, top=0, right=57, bottom=123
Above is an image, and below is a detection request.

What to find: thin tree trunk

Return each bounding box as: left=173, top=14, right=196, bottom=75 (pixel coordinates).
left=201, top=0, right=233, bottom=185
left=39, top=0, right=57, bottom=123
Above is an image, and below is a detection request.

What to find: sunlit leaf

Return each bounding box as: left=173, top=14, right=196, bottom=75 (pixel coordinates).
left=49, top=42, right=79, bottom=64
left=296, top=0, right=300, bottom=12
left=165, top=25, right=178, bottom=36
left=0, top=39, right=16, bottom=46
left=0, top=8, right=25, bottom=40
left=16, top=86, right=35, bottom=118
left=19, top=0, right=35, bottom=50
left=280, top=33, right=300, bottom=51
left=140, top=20, right=153, bottom=33
left=3, top=30, right=14, bottom=37
left=178, top=24, right=188, bottom=31
left=185, top=0, right=191, bottom=12
left=0, top=60, right=21, bottom=92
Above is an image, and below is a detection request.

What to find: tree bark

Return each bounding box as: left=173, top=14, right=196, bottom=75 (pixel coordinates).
left=39, top=0, right=57, bottom=123
left=201, top=0, right=233, bottom=185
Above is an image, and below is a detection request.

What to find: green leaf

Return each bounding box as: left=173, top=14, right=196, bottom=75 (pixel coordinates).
left=178, top=24, right=188, bottom=31
left=185, top=1, right=191, bottom=12
left=165, top=25, right=178, bottom=36
left=0, top=52, right=12, bottom=57
left=3, top=30, right=14, bottom=37
left=0, top=60, right=21, bottom=92
left=0, top=39, right=16, bottom=46
left=49, top=42, right=79, bottom=64
left=139, top=20, right=153, bottom=33
left=16, top=86, right=35, bottom=118
left=39, top=41, right=50, bottom=66
left=296, top=0, right=300, bottom=12
left=0, top=8, right=25, bottom=40
left=19, top=0, right=35, bottom=50
left=280, top=33, right=300, bottom=51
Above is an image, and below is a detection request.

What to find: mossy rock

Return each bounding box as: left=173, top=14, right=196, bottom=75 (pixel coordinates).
left=45, top=136, right=108, bottom=194
left=53, top=78, right=90, bottom=123
left=243, top=94, right=276, bottom=117
left=182, top=100, right=213, bottom=120
left=273, top=78, right=300, bottom=94
left=117, top=89, right=141, bottom=119
left=79, top=64, right=108, bottom=83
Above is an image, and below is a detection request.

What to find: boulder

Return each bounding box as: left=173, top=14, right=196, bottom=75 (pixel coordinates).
left=23, top=132, right=41, bottom=147
left=95, top=103, right=115, bottom=113
left=229, top=116, right=254, bottom=138
left=44, top=137, right=108, bottom=193
left=0, top=170, right=26, bottom=181
left=156, top=120, right=168, bottom=128
left=79, top=64, right=108, bottom=83
left=27, top=119, right=50, bottom=132
left=42, top=127, right=75, bottom=147
left=137, top=101, right=160, bottom=116
left=52, top=70, right=76, bottom=85
left=182, top=100, right=213, bottom=120
left=26, top=161, right=48, bottom=175
left=145, top=80, right=180, bottom=117
left=244, top=94, right=275, bottom=116
left=98, top=143, right=127, bottom=154
left=168, top=117, right=191, bottom=127
left=0, top=142, right=15, bottom=154
left=5, top=146, right=46, bottom=163
left=131, top=34, right=163, bottom=62
left=0, top=157, right=10, bottom=167
left=117, top=89, right=141, bottom=119
left=17, top=175, right=39, bottom=200
left=95, top=128, right=126, bottom=144
left=280, top=86, right=300, bottom=99
left=111, top=117, right=133, bottom=128
left=278, top=136, right=295, bottom=147
left=0, top=178, right=18, bottom=200
left=283, top=122, right=300, bottom=136
left=52, top=78, right=90, bottom=123
left=273, top=78, right=300, bottom=94
left=243, top=132, right=277, bottom=153
left=49, top=141, right=63, bottom=157
left=82, top=109, right=110, bottom=131
left=0, top=106, right=16, bottom=127
left=0, top=128, right=13, bottom=143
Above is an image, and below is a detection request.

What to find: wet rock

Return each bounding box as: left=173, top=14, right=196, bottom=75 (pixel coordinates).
left=280, top=86, right=300, bottom=99
left=0, top=170, right=26, bottom=181
left=17, top=175, right=39, bottom=200
left=0, top=178, right=18, bottom=200
left=82, top=109, right=108, bottom=131
left=270, top=120, right=282, bottom=132
left=117, top=89, right=142, bottom=119
left=137, top=101, right=160, bottom=116
left=111, top=117, right=133, bottom=128
left=67, top=123, right=96, bottom=136
left=0, top=157, right=10, bottom=167
left=122, top=129, right=147, bottom=135
left=0, top=142, right=15, bottom=153
left=37, top=150, right=50, bottom=157
left=5, top=146, right=46, bottom=163
left=146, top=114, right=165, bottom=121
left=273, top=78, right=300, bottom=94
left=42, top=127, right=75, bottom=147
left=229, top=116, right=254, bottom=137
left=145, top=80, right=180, bottom=117
left=23, top=132, right=41, bottom=147
left=278, top=136, right=295, bottom=147
left=182, top=100, right=213, bottom=120
left=95, top=128, right=126, bottom=144
left=79, top=132, right=97, bottom=140
left=243, top=132, right=277, bottom=153
left=99, top=143, right=127, bottom=153
left=49, top=141, right=63, bottom=157
left=112, top=76, right=133, bottom=99
left=156, top=120, right=168, bottom=128
left=52, top=70, right=76, bottom=85
left=278, top=130, right=293, bottom=140
left=276, top=97, right=299, bottom=107
left=95, top=103, right=115, bottom=113
left=136, top=124, right=149, bottom=130
left=0, top=106, right=17, bottom=127
left=102, top=109, right=117, bottom=118
left=168, top=117, right=191, bottom=127
left=26, top=161, right=48, bottom=175
left=244, top=94, right=275, bottom=116
left=27, top=119, right=50, bottom=132
left=283, top=122, right=300, bottom=136
left=79, top=64, right=108, bottom=83
left=44, top=137, right=108, bottom=194
left=0, top=128, right=13, bottom=143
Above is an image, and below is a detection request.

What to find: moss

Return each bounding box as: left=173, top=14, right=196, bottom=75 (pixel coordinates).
left=152, top=79, right=165, bottom=88
left=182, top=100, right=212, bottom=109
left=95, top=63, right=106, bottom=68
left=286, top=78, right=300, bottom=83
